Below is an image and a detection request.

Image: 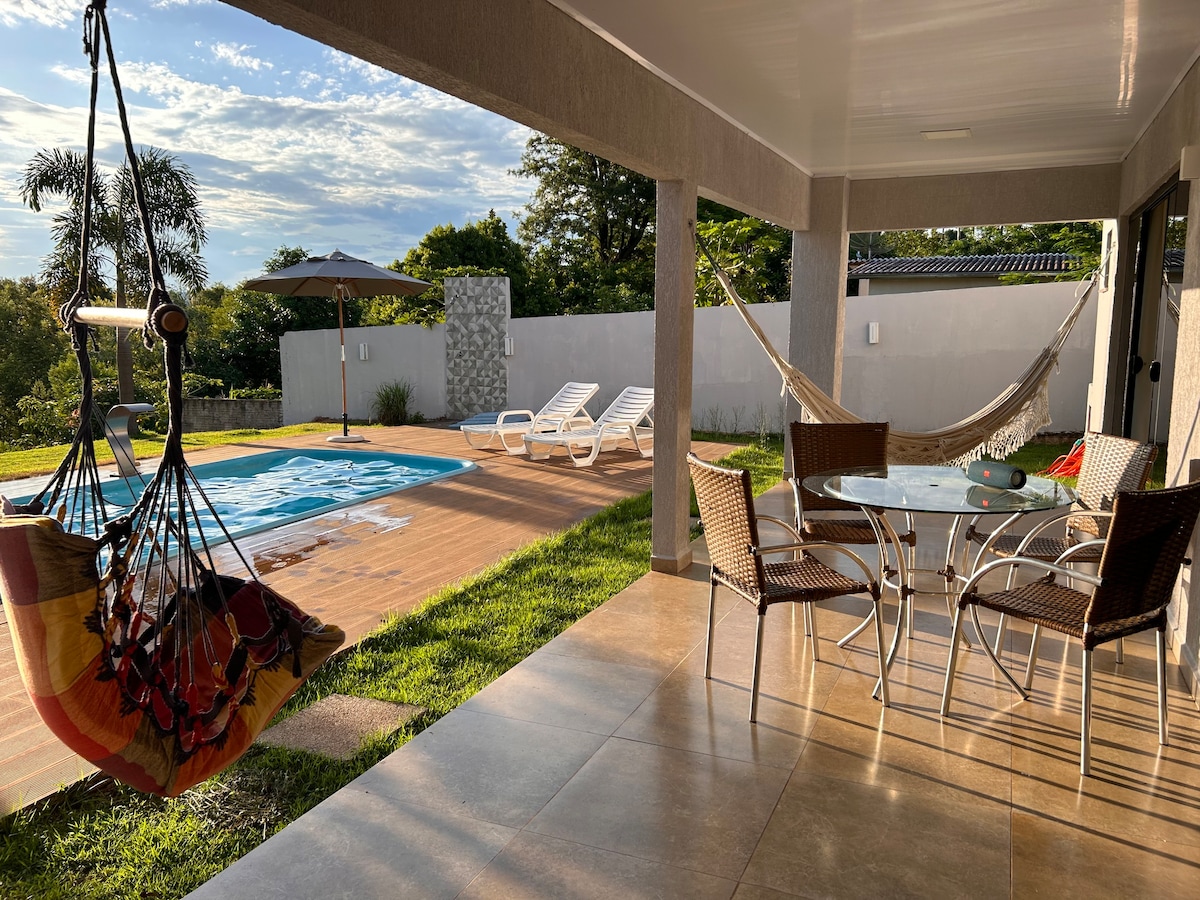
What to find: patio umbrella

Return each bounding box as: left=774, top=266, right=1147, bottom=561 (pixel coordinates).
left=244, top=249, right=431, bottom=442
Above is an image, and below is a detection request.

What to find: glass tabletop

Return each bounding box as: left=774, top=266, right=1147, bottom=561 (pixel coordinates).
left=802, top=464, right=1078, bottom=515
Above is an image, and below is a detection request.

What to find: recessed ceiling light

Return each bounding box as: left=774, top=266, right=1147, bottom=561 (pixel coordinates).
left=921, top=128, right=973, bottom=140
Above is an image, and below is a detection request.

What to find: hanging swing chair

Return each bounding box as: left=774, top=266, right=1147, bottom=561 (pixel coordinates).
left=0, top=0, right=344, bottom=797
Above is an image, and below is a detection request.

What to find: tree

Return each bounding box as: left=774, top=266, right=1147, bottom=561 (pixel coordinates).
left=21, top=147, right=208, bottom=403
left=514, top=135, right=656, bottom=314
left=695, top=217, right=790, bottom=306
left=0, top=278, right=68, bottom=446
left=848, top=231, right=894, bottom=260
left=364, top=212, right=544, bottom=324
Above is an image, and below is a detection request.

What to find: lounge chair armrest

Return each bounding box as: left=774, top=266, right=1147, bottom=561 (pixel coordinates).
left=557, top=414, right=595, bottom=432
left=496, top=409, right=535, bottom=426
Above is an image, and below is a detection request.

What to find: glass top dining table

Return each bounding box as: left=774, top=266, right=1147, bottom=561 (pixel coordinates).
left=801, top=464, right=1078, bottom=694
left=801, top=464, right=1076, bottom=517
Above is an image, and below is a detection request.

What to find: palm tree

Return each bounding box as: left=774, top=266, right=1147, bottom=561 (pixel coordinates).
left=21, top=147, right=208, bottom=403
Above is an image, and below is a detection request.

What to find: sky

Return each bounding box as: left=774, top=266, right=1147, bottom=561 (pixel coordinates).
left=0, top=0, right=536, bottom=288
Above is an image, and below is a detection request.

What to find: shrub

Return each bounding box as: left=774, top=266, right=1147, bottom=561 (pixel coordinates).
left=373, top=380, right=424, bottom=426
left=15, top=385, right=73, bottom=449
left=181, top=373, right=226, bottom=398
left=229, top=385, right=282, bottom=400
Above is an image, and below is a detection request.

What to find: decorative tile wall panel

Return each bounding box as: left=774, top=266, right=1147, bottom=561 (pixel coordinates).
left=444, top=277, right=510, bottom=418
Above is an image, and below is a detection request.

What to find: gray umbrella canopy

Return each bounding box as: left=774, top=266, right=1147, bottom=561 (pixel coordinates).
left=244, top=250, right=432, bottom=440
left=242, top=249, right=431, bottom=299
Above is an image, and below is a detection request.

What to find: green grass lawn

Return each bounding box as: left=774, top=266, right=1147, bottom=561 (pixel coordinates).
left=0, top=423, right=367, bottom=481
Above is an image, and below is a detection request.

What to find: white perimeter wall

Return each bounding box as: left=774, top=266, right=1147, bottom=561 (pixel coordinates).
left=843, top=280, right=1097, bottom=432
left=280, top=281, right=1096, bottom=436
left=281, top=323, right=447, bottom=425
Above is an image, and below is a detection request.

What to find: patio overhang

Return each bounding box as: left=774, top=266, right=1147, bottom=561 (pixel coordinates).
left=221, top=0, right=1200, bottom=690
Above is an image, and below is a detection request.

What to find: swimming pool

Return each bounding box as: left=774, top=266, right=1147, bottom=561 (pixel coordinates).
left=13, top=448, right=475, bottom=546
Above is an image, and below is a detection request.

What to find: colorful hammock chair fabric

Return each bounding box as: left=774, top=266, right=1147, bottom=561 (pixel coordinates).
left=0, top=516, right=342, bottom=796
left=0, top=1, right=343, bottom=796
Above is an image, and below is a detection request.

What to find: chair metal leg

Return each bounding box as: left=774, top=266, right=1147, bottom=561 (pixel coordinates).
left=1157, top=629, right=1170, bottom=747
left=991, top=563, right=1020, bottom=656
left=991, top=614, right=1008, bottom=657
left=940, top=605, right=966, bottom=716
left=872, top=596, right=890, bottom=707
left=808, top=604, right=820, bottom=662
left=968, top=605, right=1030, bottom=699
left=802, top=602, right=813, bottom=637
left=749, top=612, right=766, bottom=722
left=1022, top=625, right=1042, bottom=691
left=704, top=579, right=717, bottom=679
left=1080, top=647, right=1093, bottom=776
left=835, top=610, right=871, bottom=648
left=1115, top=636, right=1124, bottom=665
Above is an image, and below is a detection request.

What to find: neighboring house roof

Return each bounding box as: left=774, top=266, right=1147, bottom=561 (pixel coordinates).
left=1165, top=248, right=1185, bottom=272
left=847, top=253, right=1077, bottom=279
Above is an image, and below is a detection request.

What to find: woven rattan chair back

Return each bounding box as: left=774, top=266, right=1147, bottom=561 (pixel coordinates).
left=1085, top=480, right=1200, bottom=639
left=688, top=454, right=764, bottom=600
left=1067, top=432, right=1157, bottom=538
left=790, top=421, right=890, bottom=513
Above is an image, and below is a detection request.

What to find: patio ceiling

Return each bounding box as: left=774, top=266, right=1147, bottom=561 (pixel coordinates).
left=550, top=0, right=1200, bottom=179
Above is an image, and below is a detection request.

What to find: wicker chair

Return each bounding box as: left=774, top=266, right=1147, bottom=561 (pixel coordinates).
left=789, top=421, right=915, bottom=657
left=942, top=479, right=1200, bottom=775
left=962, top=432, right=1157, bottom=656
left=688, top=452, right=890, bottom=721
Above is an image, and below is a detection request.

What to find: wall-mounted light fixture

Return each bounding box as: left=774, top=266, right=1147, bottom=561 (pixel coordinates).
left=868, top=322, right=880, bottom=344
left=358, top=343, right=369, bottom=361
left=504, top=336, right=514, bottom=357
left=1181, top=144, right=1200, bottom=180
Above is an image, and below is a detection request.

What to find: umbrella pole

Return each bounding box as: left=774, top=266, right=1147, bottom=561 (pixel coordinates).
left=337, top=288, right=349, bottom=437
left=326, top=283, right=364, bottom=442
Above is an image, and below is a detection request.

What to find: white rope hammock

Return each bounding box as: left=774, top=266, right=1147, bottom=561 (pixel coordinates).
left=706, top=253, right=1098, bottom=466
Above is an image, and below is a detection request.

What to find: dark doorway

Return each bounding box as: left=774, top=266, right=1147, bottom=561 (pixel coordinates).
left=1122, top=181, right=1187, bottom=442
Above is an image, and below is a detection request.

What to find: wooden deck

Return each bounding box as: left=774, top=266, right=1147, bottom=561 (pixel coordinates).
left=1, top=425, right=739, bottom=814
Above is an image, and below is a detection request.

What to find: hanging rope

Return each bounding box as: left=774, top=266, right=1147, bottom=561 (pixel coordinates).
left=697, top=235, right=1099, bottom=465
left=0, top=0, right=343, bottom=797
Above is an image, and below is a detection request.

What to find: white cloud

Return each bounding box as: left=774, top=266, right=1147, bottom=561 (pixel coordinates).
left=325, top=49, right=401, bottom=87
left=0, top=1, right=78, bottom=28
left=0, top=3, right=536, bottom=283
left=211, top=42, right=273, bottom=72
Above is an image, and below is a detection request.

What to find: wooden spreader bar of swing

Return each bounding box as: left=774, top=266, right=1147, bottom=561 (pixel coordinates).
left=71, top=306, right=149, bottom=330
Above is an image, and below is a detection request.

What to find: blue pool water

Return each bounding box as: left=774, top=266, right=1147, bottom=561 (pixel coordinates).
left=14, top=449, right=475, bottom=545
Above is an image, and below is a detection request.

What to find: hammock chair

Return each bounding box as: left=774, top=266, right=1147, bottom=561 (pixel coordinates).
left=697, top=238, right=1098, bottom=466
left=0, top=1, right=343, bottom=797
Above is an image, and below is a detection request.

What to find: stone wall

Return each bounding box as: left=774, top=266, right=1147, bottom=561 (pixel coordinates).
left=183, top=399, right=282, bottom=432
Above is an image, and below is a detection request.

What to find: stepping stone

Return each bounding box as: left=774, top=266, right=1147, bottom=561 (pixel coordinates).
left=256, top=694, right=425, bottom=760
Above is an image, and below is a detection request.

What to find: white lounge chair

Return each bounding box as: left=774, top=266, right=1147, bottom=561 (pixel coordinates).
left=460, top=381, right=599, bottom=454
left=523, top=386, right=654, bottom=467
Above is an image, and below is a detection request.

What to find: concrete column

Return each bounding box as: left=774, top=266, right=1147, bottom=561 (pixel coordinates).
left=785, top=177, right=850, bottom=463
left=651, top=179, right=697, bottom=574
left=1166, top=173, right=1200, bottom=692
left=1086, top=220, right=1123, bottom=434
